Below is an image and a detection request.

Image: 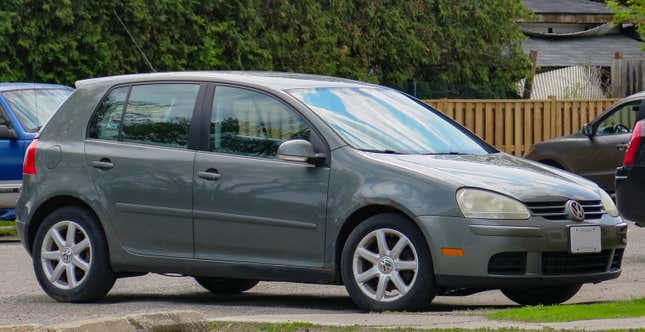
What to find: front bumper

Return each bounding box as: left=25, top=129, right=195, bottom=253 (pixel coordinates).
left=418, top=215, right=627, bottom=291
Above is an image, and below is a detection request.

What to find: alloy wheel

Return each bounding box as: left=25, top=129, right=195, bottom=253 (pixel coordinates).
left=40, top=220, right=92, bottom=290
left=352, top=228, right=419, bottom=302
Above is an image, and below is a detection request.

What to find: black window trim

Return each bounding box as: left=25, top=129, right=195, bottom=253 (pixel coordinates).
left=86, top=80, right=209, bottom=151
left=200, top=82, right=331, bottom=166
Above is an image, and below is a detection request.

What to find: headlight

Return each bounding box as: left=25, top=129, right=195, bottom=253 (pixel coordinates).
left=599, top=189, right=619, bottom=217
left=456, top=188, right=530, bottom=220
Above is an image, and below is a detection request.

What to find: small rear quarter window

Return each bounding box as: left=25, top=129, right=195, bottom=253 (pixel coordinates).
left=88, top=87, right=129, bottom=140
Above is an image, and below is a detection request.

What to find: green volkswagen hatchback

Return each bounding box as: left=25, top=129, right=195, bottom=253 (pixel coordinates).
left=16, top=72, right=627, bottom=311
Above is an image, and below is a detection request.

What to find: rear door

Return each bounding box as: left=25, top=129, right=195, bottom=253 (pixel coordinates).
left=581, top=101, right=642, bottom=190
left=192, top=85, right=330, bottom=267
left=85, top=83, right=205, bottom=258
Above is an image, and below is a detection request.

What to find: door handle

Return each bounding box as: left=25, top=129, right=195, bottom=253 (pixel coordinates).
left=198, top=169, right=221, bottom=181
left=92, top=159, right=114, bottom=170
left=616, top=143, right=629, bottom=152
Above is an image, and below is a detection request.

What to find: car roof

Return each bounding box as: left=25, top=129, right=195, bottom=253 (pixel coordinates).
left=623, top=91, right=645, bottom=102
left=75, top=71, right=379, bottom=91
left=0, top=83, right=72, bottom=93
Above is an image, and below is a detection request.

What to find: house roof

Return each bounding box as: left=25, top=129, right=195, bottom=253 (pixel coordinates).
left=523, top=35, right=644, bottom=67
left=522, top=0, right=612, bottom=15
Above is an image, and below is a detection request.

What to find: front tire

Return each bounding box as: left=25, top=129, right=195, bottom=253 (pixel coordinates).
left=341, top=213, right=436, bottom=311
left=32, top=206, right=115, bottom=302
left=194, top=277, right=259, bottom=294
left=502, top=284, right=582, bottom=306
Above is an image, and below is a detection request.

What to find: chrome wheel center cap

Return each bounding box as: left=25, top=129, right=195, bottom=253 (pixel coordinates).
left=61, top=247, right=73, bottom=263
left=378, top=256, right=395, bottom=274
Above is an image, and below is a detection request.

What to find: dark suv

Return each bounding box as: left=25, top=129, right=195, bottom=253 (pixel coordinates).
left=616, top=118, right=645, bottom=226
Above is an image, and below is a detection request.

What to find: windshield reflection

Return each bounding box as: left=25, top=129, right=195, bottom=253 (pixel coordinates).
left=288, top=87, right=491, bottom=155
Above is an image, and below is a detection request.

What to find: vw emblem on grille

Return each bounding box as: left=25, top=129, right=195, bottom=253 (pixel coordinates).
left=565, top=200, right=585, bottom=221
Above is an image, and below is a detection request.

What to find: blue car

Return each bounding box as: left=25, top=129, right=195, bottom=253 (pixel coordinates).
left=0, top=83, right=72, bottom=220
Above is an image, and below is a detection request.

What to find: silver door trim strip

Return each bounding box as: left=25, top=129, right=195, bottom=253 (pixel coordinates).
left=194, top=210, right=317, bottom=230
left=116, top=202, right=193, bottom=218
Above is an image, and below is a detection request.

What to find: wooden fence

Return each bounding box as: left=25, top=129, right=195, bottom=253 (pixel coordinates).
left=423, top=98, right=619, bottom=156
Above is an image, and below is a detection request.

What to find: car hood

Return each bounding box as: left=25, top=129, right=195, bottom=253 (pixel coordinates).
left=364, top=152, right=601, bottom=202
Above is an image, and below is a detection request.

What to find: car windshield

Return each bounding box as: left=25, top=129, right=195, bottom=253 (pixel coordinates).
left=2, top=89, right=71, bottom=132
left=288, top=87, right=492, bottom=155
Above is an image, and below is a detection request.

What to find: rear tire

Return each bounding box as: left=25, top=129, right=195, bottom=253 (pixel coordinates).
left=32, top=206, right=116, bottom=302
left=502, top=284, right=582, bottom=306
left=341, top=213, right=436, bottom=311
left=194, top=277, right=259, bottom=294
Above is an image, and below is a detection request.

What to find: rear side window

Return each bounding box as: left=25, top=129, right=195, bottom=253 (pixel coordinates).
left=121, top=84, right=199, bottom=148
left=89, top=84, right=200, bottom=148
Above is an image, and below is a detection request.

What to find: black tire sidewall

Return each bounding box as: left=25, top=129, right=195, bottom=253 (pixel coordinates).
left=32, top=206, right=115, bottom=302
left=341, top=213, right=436, bottom=311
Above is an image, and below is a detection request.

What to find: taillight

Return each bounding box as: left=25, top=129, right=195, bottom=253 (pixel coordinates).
left=624, top=122, right=642, bottom=166
left=23, top=139, right=38, bottom=175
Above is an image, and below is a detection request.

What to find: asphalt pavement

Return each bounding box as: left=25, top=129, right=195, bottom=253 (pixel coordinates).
left=1, top=223, right=644, bottom=327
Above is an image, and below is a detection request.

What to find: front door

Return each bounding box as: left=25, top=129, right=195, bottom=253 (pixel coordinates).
left=580, top=101, right=642, bottom=190
left=0, top=106, right=23, bottom=181
left=85, top=83, right=203, bottom=258
left=193, top=86, right=330, bottom=267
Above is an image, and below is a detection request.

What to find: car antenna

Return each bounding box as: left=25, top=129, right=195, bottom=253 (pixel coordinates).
left=113, top=9, right=156, bottom=72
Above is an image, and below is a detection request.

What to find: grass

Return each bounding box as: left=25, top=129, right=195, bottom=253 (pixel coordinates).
left=209, top=322, right=563, bottom=332
left=488, top=298, right=645, bottom=323
left=0, top=220, right=16, bottom=237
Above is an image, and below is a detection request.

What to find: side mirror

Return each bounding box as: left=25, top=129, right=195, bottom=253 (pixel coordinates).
left=277, top=139, right=326, bottom=166
left=581, top=123, right=595, bottom=138
left=0, top=125, right=16, bottom=140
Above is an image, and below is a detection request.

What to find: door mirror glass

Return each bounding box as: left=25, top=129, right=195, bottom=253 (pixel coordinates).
left=581, top=123, right=595, bottom=137
left=0, top=125, right=16, bottom=140
left=277, top=139, right=326, bottom=165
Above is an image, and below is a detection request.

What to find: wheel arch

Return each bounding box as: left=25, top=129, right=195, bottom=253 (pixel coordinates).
left=333, top=204, right=431, bottom=283
left=26, top=195, right=103, bottom=253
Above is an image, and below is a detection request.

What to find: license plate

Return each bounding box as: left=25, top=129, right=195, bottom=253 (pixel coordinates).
left=570, top=226, right=601, bottom=254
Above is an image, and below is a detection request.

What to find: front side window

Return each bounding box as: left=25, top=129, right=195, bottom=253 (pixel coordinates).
left=2, top=89, right=71, bottom=132
left=121, top=84, right=199, bottom=148
left=89, top=87, right=129, bottom=140
left=211, top=86, right=311, bottom=158
left=0, top=111, right=7, bottom=126
left=596, top=101, right=641, bottom=136
left=288, top=87, right=491, bottom=155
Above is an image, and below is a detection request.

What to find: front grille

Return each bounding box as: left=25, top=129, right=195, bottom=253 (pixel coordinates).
left=488, top=252, right=527, bottom=275
left=526, top=200, right=605, bottom=220
left=542, top=250, right=611, bottom=275
left=611, top=249, right=625, bottom=270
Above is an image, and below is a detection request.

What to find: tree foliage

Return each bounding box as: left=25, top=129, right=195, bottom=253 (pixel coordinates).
left=608, top=0, right=645, bottom=51
left=0, top=0, right=530, bottom=98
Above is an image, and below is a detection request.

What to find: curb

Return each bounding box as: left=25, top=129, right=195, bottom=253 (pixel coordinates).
left=0, top=236, right=19, bottom=243
left=0, top=311, right=208, bottom=332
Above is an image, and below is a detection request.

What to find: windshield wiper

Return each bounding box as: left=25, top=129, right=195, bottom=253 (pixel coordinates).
left=360, top=149, right=404, bottom=154
left=423, top=151, right=469, bottom=155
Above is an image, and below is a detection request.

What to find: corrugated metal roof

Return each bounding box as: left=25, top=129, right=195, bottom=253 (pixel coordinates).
left=523, top=35, right=644, bottom=67
left=522, top=0, right=612, bottom=15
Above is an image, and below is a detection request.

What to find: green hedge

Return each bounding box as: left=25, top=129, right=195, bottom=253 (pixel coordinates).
left=0, top=0, right=529, bottom=98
